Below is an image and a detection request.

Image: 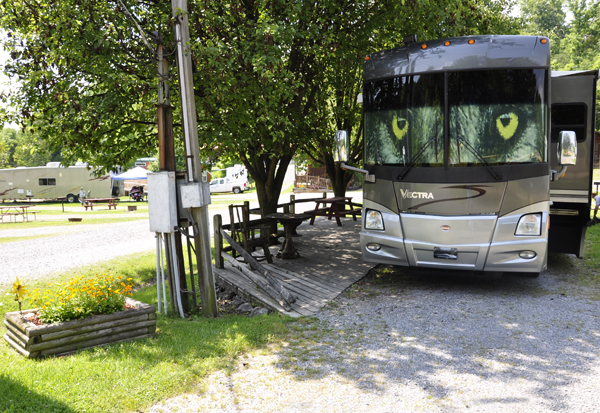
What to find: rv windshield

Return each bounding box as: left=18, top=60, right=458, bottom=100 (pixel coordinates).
left=448, top=68, right=546, bottom=166
left=364, top=73, right=444, bottom=166
left=364, top=68, right=547, bottom=167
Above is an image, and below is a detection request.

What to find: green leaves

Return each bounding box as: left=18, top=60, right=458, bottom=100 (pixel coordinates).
left=1, top=0, right=169, bottom=173
left=0, top=0, right=520, bottom=209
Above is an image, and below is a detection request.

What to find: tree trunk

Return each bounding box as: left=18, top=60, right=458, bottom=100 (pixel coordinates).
left=324, top=153, right=353, bottom=198
left=242, top=152, right=293, bottom=243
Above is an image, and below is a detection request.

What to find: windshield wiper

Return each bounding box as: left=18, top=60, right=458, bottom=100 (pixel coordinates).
left=396, top=136, right=437, bottom=180
left=453, top=136, right=503, bottom=181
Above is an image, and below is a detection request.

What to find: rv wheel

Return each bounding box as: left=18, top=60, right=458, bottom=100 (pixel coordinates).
left=233, top=187, right=241, bottom=194
left=66, top=193, right=78, bottom=203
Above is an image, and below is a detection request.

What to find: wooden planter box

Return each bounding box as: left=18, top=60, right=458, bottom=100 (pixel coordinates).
left=3, top=298, right=156, bottom=359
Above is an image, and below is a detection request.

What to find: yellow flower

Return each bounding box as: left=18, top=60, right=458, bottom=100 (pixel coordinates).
left=12, top=278, right=28, bottom=302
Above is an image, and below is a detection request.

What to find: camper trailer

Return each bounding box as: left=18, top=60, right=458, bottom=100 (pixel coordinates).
left=0, top=162, right=123, bottom=202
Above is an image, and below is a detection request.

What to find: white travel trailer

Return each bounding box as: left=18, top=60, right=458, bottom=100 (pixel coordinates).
left=0, top=162, right=123, bottom=203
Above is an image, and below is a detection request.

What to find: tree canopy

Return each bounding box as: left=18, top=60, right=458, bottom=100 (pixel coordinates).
left=1, top=0, right=519, bottom=213
left=520, top=0, right=600, bottom=129
left=0, top=127, right=62, bottom=168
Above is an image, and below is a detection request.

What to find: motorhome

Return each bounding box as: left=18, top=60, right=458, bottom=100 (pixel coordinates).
left=337, top=35, right=598, bottom=276
left=0, top=162, right=123, bottom=202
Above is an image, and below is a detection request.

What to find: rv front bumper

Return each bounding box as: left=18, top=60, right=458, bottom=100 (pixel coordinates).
left=360, top=229, right=547, bottom=273
left=360, top=204, right=549, bottom=274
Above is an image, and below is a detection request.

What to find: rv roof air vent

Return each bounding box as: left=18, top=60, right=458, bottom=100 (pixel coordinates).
left=45, top=162, right=62, bottom=168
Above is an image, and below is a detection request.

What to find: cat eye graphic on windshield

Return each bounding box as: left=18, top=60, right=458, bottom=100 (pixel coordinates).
left=392, top=116, right=408, bottom=140
left=496, top=112, right=519, bottom=140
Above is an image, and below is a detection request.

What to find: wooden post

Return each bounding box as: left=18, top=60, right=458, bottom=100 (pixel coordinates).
left=157, top=40, right=189, bottom=313
left=173, top=0, right=218, bottom=317
left=290, top=194, right=295, bottom=213
left=243, top=201, right=250, bottom=220
left=214, top=214, right=223, bottom=269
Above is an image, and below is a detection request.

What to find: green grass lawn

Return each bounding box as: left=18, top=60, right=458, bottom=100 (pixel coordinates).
left=0, top=251, right=294, bottom=413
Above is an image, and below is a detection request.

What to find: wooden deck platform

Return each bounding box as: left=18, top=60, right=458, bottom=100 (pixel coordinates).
left=213, top=217, right=374, bottom=317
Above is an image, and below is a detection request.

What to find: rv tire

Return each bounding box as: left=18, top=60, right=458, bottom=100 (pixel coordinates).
left=233, top=187, right=241, bottom=194
left=66, top=193, right=78, bottom=203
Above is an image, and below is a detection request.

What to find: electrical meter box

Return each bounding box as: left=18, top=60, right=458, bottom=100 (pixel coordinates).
left=147, top=171, right=178, bottom=233
left=179, top=181, right=211, bottom=209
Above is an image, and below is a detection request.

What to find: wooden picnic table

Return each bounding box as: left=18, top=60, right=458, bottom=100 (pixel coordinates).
left=308, top=197, right=361, bottom=227
left=83, top=198, right=119, bottom=211
left=266, top=212, right=313, bottom=259
left=0, top=205, right=39, bottom=223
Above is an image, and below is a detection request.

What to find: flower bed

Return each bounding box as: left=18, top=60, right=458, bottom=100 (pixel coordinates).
left=3, top=298, right=156, bottom=359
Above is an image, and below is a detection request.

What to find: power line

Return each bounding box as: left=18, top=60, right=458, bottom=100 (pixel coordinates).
left=114, top=0, right=156, bottom=58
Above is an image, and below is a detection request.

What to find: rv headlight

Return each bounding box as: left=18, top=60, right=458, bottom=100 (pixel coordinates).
left=365, top=209, right=384, bottom=230
left=515, top=213, right=542, bottom=236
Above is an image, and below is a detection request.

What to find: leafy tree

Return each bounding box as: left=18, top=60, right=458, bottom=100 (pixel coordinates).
left=301, top=0, right=520, bottom=197
left=0, top=0, right=169, bottom=171
left=520, top=0, right=567, bottom=53
left=0, top=0, right=520, bottom=217
left=520, top=0, right=600, bottom=130
left=0, top=128, right=18, bottom=168
left=14, top=129, right=62, bottom=166
left=560, top=0, right=600, bottom=129
left=0, top=127, right=61, bottom=167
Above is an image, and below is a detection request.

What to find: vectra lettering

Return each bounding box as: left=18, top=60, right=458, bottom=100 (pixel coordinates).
left=400, top=189, right=434, bottom=199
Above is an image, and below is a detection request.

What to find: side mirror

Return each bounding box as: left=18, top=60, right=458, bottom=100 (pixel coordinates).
left=557, top=131, right=577, bottom=166
left=335, top=129, right=376, bottom=183
left=334, top=130, right=349, bottom=163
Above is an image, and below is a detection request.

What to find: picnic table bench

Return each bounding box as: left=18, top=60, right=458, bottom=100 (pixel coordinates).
left=83, top=198, right=119, bottom=211
left=0, top=205, right=39, bottom=223
left=308, top=196, right=361, bottom=226
left=247, top=194, right=362, bottom=227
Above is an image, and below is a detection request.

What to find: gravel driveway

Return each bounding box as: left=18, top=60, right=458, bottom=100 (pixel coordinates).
left=0, top=220, right=156, bottom=283
left=149, top=262, right=600, bottom=413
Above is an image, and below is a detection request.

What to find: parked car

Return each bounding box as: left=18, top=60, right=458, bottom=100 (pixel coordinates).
left=209, top=178, right=248, bottom=194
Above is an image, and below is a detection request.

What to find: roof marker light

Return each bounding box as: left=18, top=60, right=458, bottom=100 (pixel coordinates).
left=421, top=44, right=428, bottom=50
left=365, top=56, right=370, bottom=61
left=468, top=39, right=475, bottom=45
left=444, top=41, right=451, bottom=46
left=541, top=38, right=548, bottom=44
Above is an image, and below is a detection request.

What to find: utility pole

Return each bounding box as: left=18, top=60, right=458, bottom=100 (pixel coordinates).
left=156, top=34, right=190, bottom=313
left=172, top=0, right=218, bottom=317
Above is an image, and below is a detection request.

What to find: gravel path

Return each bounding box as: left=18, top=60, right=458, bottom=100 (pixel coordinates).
left=0, top=219, right=156, bottom=283
left=149, top=266, right=600, bottom=413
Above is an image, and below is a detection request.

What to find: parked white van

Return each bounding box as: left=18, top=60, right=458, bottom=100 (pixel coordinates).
left=209, top=177, right=248, bottom=194
left=209, top=164, right=249, bottom=194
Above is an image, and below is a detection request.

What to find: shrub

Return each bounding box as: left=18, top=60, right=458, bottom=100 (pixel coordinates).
left=28, top=274, right=134, bottom=324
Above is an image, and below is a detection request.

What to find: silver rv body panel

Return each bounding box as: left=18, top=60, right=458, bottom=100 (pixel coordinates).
left=547, top=70, right=599, bottom=256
